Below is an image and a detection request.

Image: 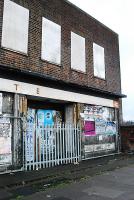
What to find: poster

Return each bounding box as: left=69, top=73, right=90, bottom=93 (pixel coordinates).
left=84, top=121, right=96, bottom=136
left=95, top=118, right=106, bottom=135
left=0, top=117, right=12, bottom=164
left=26, top=108, right=35, bottom=161
left=0, top=93, right=2, bottom=114
left=37, top=110, right=56, bottom=153
left=37, top=110, right=54, bottom=126
left=105, top=121, right=117, bottom=135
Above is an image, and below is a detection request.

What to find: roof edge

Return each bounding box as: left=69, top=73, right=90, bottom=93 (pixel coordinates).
left=64, top=0, right=118, bottom=36
left=0, top=64, right=126, bottom=99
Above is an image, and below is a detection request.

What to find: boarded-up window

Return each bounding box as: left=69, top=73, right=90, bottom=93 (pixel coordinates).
left=2, top=0, right=29, bottom=54
left=93, top=43, right=105, bottom=79
left=41, top=18, right=61, bottom=65
left=71, top=32, right=86, bottom=72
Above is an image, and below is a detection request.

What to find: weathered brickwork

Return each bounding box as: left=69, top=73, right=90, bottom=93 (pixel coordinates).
left=0, top=0, right=121, bottom=94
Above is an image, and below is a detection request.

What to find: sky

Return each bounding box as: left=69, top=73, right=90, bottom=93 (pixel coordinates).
left=69, top=0, right=134, bottom=121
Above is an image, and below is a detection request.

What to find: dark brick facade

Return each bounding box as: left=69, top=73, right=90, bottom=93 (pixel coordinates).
left=0, top=0, right=121, bottom=95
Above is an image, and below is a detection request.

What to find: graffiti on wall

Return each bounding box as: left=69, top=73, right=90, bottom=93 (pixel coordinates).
left=0, top=117, right=12, bottom=163
left=0, top=93, right=2, bottom=114
left=80, top=105, right=117, bottom=136
left=26, top=108, right=35, bottom=161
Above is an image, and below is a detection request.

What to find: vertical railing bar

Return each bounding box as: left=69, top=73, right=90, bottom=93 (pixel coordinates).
left=32, top=123, right=35, bottom=170
left=70, top=124, right=73, bottom=163
left=46, top=126, right=48, bottom=168
left=77, top=124, right=80, bottom=162
left=65, top=124, right=68, bottom=164
left=54, top=127, right=57, bottom=165
left=73, top=124, right=76, bottom=162
left=22, top=119, right=25, bottom=170
left=62, top=123, right=65, bottom=164
left=68, top=124, right=70, bottom=163
left=42, top=128, right=45, bottom=168
left=44, top=126, right=46, bottom=168
left=57, top=124, right=60, bottom=165
left=25, top=130, right=27, bottom=171
left=79, top=124, right=82, bottom=162
left=28, top=131, right=31, bottom=171
left=51, top=125, right=54, bottom=167
left=22, top=120, right=25, bottom=170
left=36, top=127, right=38, bottom=170
left=74, top=124, right=77, bottom=163
left=48, top=125, right=51, bottom=168
left=39, top=130, right=42, bottom=169
left=60, top=123, right=62, bottom=164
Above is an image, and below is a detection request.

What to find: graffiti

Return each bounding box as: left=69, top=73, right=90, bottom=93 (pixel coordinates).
left=105, top=121, right=117, bottom=135
left=95, top=118, right=106, bottom=135
left=81, top=105, right=117, bottom=136
left=26, top=108, right=35, bottom=162
left=0, top=123, right=11, bottom=137
left=80, top=105, right=104, bottom=122
left=0, top=93, right=2, bottom=114
left=0, top=118, right=11, bottom=164
left=84, top=105, right=104, bottom=115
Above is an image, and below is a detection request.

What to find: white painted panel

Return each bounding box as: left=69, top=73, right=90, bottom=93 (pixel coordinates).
left=0, top=78, right=114, bottom=108
left=93, top=43, right=105, bottom=79
left=84, top=143, right=115, bottom=153
left=41, top=18, right=61, bottom=65
left=1, top=0, right=29, bottom=54
left=71, top=32, right=86, bottom=72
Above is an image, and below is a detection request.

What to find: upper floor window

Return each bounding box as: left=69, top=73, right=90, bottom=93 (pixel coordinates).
left=1, top=0, right=29, bottom=54
left=71, top=32, right=86, bottom=72
left=93, top=43, right=105, bottom=79
left=41, top=18, right=61, bottom=65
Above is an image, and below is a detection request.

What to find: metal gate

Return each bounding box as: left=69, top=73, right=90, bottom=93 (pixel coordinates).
left=23, top=124, right=81, bottom=171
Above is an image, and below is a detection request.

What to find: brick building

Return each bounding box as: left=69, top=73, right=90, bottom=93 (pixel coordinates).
left=0, top=0, right=125, bottom=172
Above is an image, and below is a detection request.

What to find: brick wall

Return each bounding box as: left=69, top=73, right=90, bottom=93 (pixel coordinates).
left=0, top=0, right=121, bottom=94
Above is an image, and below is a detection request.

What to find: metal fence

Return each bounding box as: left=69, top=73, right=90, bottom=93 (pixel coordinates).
left=23, top=124, right=81, bottom=171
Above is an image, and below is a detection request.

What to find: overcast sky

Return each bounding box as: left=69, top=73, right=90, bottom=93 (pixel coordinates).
left=69, top=0, right=134, bottom=121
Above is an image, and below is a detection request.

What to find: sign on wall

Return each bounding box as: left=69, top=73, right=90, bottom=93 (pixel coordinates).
left=26, top=108, right=35, bottom=161
left=81, top=105, right=117, bottom=136
left=84, top=121, right=96, bottom=136
left=84, top=143, right=115, bottom=153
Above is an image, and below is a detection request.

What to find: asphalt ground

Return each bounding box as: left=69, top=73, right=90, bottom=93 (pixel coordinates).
left=21, top=164, right=134, bottom=200
left=0, top=153, right=134, bottom=200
